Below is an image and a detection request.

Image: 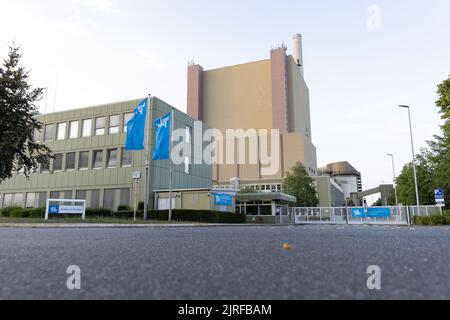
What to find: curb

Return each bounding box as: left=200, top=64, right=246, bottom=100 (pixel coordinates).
left=0, top=223, right=289, bottom=229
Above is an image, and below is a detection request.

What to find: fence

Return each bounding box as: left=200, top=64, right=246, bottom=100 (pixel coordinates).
left=408, top=205, right=443, bottom=217
left=290, top=206, right=442, bottom=226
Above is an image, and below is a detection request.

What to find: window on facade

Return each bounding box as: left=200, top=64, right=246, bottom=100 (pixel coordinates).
left=186, top=126, right=192, bottom=143
left=120, top=189, right=130, bottom=207
left=50, top=191, right=60, bottom=199
left=103, top=189, right=115, bottom=210
left=34, top=129, right=41, bottom=142
left=123, top=113, right=133, bottom=132
left=69, top=121, right=79, bottom=139
left=76, top=190, right=87, bottom=201
left=38, top=192, right=47, bottom=208
left=82, top=119, right=92, bottom=137
left=44, top=124, right=54, bottom=141
left=185, top=156, right=191, bottom=174
left=79, top=151, right=89, bottom=170
left=63, top=191, right=72, bottom=200
left=56, top=123, right=66, bottom=140
left=53, top=154, right=63, bottom=171
left=3, top=194, right=13, bottom=208
left=109, top=115, right=120, bottom=134
left=13, top=193, right=24, bottom=207
left=93, top=150, right=103, bottom=168
left=107, top=149, right=118, bottom=168
left=26, top=193, right=35, bottom=208
left=40, top=156, right=50, bottom=173
left=66, top=152, right=76, bottom=171
left=121, top=148, right=132, bottom=166
left=90, top=190, right=100, bottom=209
left=95, top=117, right=105, bottom=136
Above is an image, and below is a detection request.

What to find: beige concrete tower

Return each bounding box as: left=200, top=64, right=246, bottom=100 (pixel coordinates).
left=187, top=35, right=318, bottom=188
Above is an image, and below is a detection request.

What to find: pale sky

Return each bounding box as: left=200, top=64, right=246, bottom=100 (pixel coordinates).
left=1, top=0, right=449, bottom=203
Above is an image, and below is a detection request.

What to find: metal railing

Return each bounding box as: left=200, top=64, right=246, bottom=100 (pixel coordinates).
left=290, top=206, right=418, bottom=226
left=408, top=205, right=443, bottom=217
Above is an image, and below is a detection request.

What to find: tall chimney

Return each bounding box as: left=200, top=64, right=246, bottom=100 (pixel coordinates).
left=292, top=34, right=304, bottom=76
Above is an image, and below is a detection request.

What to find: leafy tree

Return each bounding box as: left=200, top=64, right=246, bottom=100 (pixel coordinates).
left=396, top=155, right=435, bottom=205
left=0, top=43, right=51, bottom=182
left=283, top=162, right=319, bottom=207
left=372, top=198, right=382, bottom=207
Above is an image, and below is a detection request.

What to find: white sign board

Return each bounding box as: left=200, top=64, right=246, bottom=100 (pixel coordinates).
left=59, top=206, right=84, bottom=214
left=132, top=171, right=141, bottom=180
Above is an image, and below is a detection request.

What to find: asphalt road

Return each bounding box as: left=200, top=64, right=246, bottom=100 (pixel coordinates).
left=1, top=225, right=450, bottom=300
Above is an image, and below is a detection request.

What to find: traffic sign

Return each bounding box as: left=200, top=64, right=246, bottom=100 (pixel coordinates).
left=435, top=189, right=445, bottom=207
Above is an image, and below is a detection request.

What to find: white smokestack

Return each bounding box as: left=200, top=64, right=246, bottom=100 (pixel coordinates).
left=292, top=34, right=304, bottom=76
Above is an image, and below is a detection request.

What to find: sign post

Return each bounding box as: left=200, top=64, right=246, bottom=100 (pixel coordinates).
left=45, top=199, right=86, bottom=220
left=133, top=171, right=142, bottom=221
left=435, top=189, right=445, bottom=214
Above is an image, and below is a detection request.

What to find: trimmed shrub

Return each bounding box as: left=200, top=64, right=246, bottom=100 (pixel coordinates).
left=112, top=210, right=144, bottom=220
left=0, top=207, right=21, bottom=217
left=430, top=215, right=447, bottom=226
left=117, top=205, right=131, bottom=212
left=148, top=210, right=245, bottom=224
left=85, top=208, right=113, bottom=217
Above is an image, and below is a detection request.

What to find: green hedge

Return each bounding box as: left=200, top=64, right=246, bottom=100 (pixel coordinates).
left=0, top=207, right=245, bottom=224
left=414, top=214, right=450, bottom=226
left=148, top=210, right=246, bottom=224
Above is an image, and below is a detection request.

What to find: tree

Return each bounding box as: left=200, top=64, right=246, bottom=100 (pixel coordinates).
left=283, top=162, right=319, bottom=207
left=0, top=43, right=51, bottom=182
left=396, top=155, right=435, bottom=205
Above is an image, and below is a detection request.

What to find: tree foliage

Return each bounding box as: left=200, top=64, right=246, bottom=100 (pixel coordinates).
left=283, top=162, right=319, bottom=207
left=0, top=43, right=51, bottom=182
left=396, top=75, right=450, bottom=207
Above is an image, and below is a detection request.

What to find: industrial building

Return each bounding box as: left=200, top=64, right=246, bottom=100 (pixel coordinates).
left=319, top=162, right=363, bottom=202
left=0, top=97, right=212, bottom=211
left=187, top=34, right=346, bottom=207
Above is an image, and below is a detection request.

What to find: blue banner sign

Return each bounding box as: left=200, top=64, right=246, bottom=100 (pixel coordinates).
left=352, top=207, right=391, bottom=218
left=214, top=193, right=234, bottom=206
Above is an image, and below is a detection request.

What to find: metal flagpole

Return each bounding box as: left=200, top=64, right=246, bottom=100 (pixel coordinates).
left=143, top=95, right=152, bottom=220
left=168, top=109, right=174, bottom=222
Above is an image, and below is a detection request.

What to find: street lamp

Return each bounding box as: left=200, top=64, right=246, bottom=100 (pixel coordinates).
left=398, top=105, right=420, bottom=212
left=387, top=153, right=399, bottom=207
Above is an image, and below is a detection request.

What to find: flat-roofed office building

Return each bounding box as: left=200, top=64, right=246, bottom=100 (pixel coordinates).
left=0, top=97, right=211, bottom=210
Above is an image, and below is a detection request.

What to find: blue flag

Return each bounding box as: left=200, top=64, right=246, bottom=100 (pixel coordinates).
left=125, top=99, right=148, bottom=151
left=152, top=112, right=171, bottom=160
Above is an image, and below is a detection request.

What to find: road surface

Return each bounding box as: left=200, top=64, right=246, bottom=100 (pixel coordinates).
left=1, top=225, right=450, bottom=299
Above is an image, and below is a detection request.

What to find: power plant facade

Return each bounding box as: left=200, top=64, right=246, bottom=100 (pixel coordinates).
left=187, top=34, right=318, bottom=190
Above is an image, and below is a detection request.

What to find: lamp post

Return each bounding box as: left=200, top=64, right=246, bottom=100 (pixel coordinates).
left=398, top=105, right=420, bottom=213
left=387, top=153, right=399, bottom=207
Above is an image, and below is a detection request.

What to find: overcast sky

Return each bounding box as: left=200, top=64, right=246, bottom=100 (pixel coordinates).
left=1, top=0, right=449, bottom=202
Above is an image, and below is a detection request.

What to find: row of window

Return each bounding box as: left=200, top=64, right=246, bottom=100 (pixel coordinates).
left=35, top=112, right=134, bottom=142
left=1, top=189, right=130, bottom=210
left=40, top=148, right=132, bottom=173
left=216, top=184, right=283, bottom=193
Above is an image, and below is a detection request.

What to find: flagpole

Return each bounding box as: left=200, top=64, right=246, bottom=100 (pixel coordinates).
left=143, top=94, right=152, bottom=220
left=168, top=108, right=174, bottom=222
